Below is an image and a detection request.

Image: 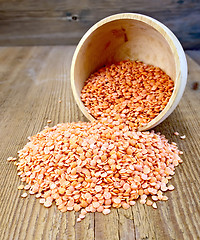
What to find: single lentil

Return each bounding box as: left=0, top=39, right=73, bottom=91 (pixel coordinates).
left=168, top=185, right=175, bottom=191
left=180, top=135, right=186, bottom=139
left=174, top=132, right=179, bottom=136
left=152, top=202, right=157, bottom=209
left=21, top=193, right=28, bottom=198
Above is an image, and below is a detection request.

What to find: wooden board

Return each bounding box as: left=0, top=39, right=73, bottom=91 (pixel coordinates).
left=0, top=46, right=199, bottom=240
left=0, top=0, right=199, bottom=49
left=187, top=50, right=200, bottom=65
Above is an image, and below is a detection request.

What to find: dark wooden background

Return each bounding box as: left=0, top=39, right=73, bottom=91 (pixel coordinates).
left=0, top=0, right=199, bottom=49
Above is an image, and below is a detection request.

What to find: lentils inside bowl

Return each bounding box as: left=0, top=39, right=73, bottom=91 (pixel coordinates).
left=81, top=60, right=174, bottom=129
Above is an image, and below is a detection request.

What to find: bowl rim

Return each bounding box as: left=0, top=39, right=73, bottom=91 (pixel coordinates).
left=71, top=13, right=187, bottom=130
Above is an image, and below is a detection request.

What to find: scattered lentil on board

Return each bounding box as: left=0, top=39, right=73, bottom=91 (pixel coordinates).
left=180, top=135, right=186, bottom=139
left=7, top=157, right=17, bottom=162
left=81, top=60, right=174, bottom=128
left=21, top=192, right=28, bottom=198
left=14, top=117, right=183, bottom=222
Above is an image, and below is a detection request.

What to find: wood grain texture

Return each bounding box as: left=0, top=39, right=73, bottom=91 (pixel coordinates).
left=187, top=50, right=200, bottom=65
left=0, top=46, right=199, bottom=240
left=0, top=0, right=199, bottom=49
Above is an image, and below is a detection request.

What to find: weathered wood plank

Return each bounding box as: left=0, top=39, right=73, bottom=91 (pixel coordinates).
left=0, top=0, right=199, bottom=49
left=187, top=50, right=200, bottom=65
left=0, top=47, right=199, bottom=240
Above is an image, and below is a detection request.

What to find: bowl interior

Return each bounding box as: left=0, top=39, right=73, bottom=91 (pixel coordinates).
left=71, top=14, right=181, bottom=130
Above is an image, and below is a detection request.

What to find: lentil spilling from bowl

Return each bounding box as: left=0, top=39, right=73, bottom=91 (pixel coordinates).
left=14, top=118, right=183, bottom=222
left=81, top=60, right=174, bottom=128
left=11, top=60, right=181, bottom=222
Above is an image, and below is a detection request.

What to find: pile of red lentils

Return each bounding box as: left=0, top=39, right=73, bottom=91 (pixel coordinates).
left=11, top=60, right=183, bottom=222
left=14, top=117, right=183, bottom=222
left=81, top=60, right=174, bottom=128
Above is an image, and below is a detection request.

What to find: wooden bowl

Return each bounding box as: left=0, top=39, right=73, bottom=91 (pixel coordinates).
left=71, top=13, right=187, bottom=131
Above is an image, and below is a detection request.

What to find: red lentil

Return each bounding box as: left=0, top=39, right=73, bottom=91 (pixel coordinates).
left=21, top=193, right=28, bottom=198
left=81, top=60, right=174, bottom=128
left=15, top=118, right=182, bottom=222
left=174, top=132, right=179, bottom=136
left=152, top=202, right=157, bottom=209
left=18, top=185, right=24, bottom=190
left=7, top=157, right=17, bottom=162
left=180, top=135, right=186, bottom=139
left=168, top=185, right=175, bottom=191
